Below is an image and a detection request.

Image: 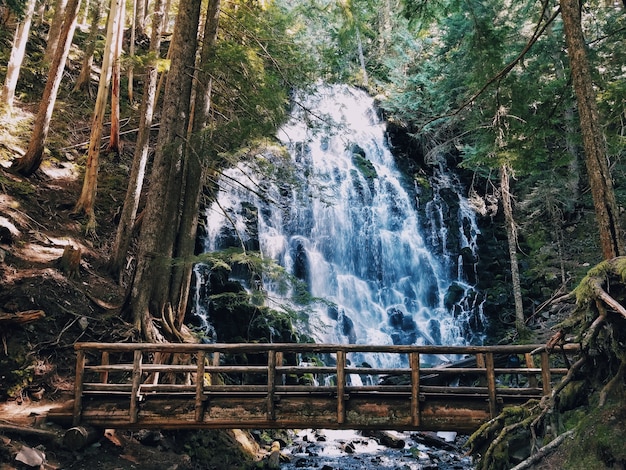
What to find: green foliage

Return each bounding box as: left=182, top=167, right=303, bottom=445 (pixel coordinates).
left=1, top=0, right=27, bottom=19
left=197, top=1, right=316, bottom=161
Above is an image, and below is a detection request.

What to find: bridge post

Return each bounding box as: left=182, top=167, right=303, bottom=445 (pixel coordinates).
left=410, top=351, right=420, bottom=426
left=194, top=350, right=205, bottom=422
left=267, top=350, right=277, bottom=420
left=129, top=350, right=142, bottom=424
left=336, top=349, right=346, bottom=424
left=485, top=352, right=498, bottom=419
left=525, top=353, right=538, bottom=388
left=541, top=351, right=551, bottom=395
left=72, top=350, right=86, bottom=426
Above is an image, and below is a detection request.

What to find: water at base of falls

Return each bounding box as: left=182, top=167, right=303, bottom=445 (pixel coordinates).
left=195, top=84, right=486, bottom=362
left=275, top=429, right=475, bottom=470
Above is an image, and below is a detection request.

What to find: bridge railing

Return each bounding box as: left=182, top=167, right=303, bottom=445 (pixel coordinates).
left=71, top=342, right=579, bottom=428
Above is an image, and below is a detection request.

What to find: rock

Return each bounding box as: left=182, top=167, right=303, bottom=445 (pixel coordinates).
left=15, top=445, right=45, bottom=468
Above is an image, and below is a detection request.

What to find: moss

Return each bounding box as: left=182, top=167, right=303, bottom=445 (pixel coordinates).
left=565, top=403, right=626, bottom=469
left=352, top=152, right=377, bottom=180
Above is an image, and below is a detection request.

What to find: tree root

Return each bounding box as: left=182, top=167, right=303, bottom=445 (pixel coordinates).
left=599, top=360, right=626, bottom=407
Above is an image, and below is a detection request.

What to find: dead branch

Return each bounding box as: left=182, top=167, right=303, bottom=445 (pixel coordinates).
left=509, top=430, right=575, bottom=470
left=589, top=278, right=626, bottom=319
left=0, top=310, right=45, bottom=325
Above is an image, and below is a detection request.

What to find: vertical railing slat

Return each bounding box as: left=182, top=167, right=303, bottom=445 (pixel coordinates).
left=267, top=350, right=277, bottom=420
left=410, top=351, right=420, bottom=427
left=485, top=352, right=498, bottom=419
left=336, top=350, right=346, bottom=425
left=525, top=353, right=538, bottom=388
left=100, top=351, right=109, bottom=384
left=541, top=351, right=551, bottom=395
left=129, top=350, right=142, bottom=424
left=195, top=350, right=205, bottom=422
left=72, top=349, right=86, bottom=426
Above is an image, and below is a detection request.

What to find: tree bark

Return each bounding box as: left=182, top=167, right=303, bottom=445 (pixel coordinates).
left=129, top=0, right=202, bottom=340
left=169, top=0, right=221, bottom=326
left=74, top=0, right=124, bottom=229
left=74, top=0, right=104, bottom=93
left=108, top=0, right=166, bottom=278
left=501, top=164, right=526, bottom=334
left=1, top=0, right=37, bottom=114
left=107, top=1, right=125, bottom=157
left=560, top=0, right=625, bottom=259
left=11, top=0, right=81, bottom=176
left=44, top=0, right=70, bottom=65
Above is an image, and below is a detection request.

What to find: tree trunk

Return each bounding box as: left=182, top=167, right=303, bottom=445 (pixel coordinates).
left=44, top=0, right=70, bottom=65
left=11, top=0, right=81, bottom=176
left=169, top=0, right=221, bottom=327
left=501, top=164, right=526, bottom=334
left=560, top=0, right=625, bottom=259
left=128, top=0, right=136, bottom=103
left=107, top=2, right=125, bottom=157
left=1, top=0, right=37, bottom=115
left=74, top=0, right=124, bottom=230
left=129, top=0, right=202, bottom=341
left=108, top=0, right=166, bottom=278
left=74, top=0, right=104, bottom=93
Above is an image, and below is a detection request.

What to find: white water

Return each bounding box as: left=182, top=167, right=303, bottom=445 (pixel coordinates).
left=195, top=85, right=485, bottom=367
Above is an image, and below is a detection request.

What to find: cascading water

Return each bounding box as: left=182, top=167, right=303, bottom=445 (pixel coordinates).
left=193, top=85, right=485, bottom=368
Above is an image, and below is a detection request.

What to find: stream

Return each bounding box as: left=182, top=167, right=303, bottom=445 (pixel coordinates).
left=277, top=429, right=474, bottom=470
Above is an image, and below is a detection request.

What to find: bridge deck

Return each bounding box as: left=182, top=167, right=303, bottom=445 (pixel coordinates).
left=48, top=342, right=578, bottom=432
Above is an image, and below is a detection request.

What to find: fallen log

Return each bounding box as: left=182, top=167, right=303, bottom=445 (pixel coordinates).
left=0, top=423, right=60, bottom=443
left=63, top=426, right=102, bottom=451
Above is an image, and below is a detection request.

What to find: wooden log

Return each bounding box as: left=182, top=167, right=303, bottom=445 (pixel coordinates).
left=0, top=423, right=60, bottom=442
left=63, top=426, right=102, bottom=451
left=0, top=310, right=45, bottom=325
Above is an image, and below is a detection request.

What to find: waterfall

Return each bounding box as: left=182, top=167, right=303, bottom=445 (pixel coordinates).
left=193, top=85, right=485, bottom=366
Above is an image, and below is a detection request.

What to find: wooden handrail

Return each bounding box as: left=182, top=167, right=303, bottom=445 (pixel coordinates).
left=70, top=342, right=580, bottom=429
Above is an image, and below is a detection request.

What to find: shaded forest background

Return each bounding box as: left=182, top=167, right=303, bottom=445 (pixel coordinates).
left=0, top=0, right=625, bottom=469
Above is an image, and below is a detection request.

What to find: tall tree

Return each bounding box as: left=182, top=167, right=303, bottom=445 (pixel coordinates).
left=12, top=0, right=81, bottom=176
left=1, top=0, right=37, bottom=115
left=560, top=0, right=624, bottom=259
left=108, top=0, right=165, bottom=278
left=74, top=0, right=124, bottom=229
left=129, top=0, right=203, bottom=341
left=74, top=0, right=104, bottom=93
left=43, top=0, right=69, bottom=65
left=169, top=0, right=222, bottom=326
left=107, top=0, right=125, bottom=156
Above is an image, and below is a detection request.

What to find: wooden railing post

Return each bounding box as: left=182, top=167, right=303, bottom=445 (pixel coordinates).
left=267, top=350, right=277, bottom=420
left=541, top=351, right=551, bottom=395
left=525, top=353, right=538, bottom=388
left=100, top=351, right=109, bottom=384
left=210, top=352, right=220, bottom=385
left=129, top=350, right=143, bottom=424
left=194, top=350, right=205, bottom=422
left=72, top=349, right=86, bottom=426
left=485, top=352, right=498, bottom=419
left=275, top=352, right=284, bottom=385
left=336, top=350, right=346, bottom=425
left=410, top=351, right=420, bottom=427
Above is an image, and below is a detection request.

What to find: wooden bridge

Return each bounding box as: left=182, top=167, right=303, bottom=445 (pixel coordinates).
left=49, top=342, right=578, bottom=433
